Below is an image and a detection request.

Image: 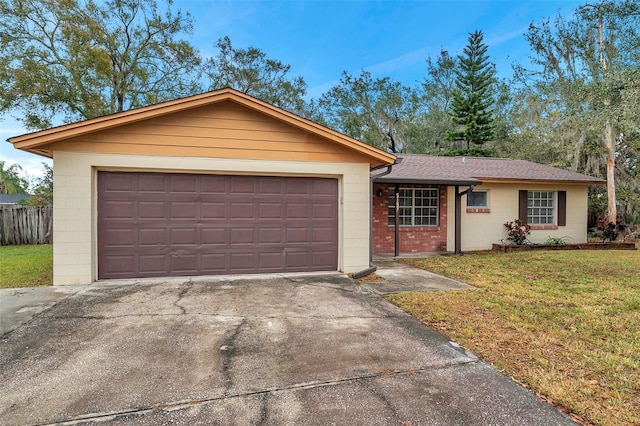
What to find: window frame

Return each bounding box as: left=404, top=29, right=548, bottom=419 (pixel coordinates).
left=527, top=191, right=555, bottom=225
left=388, top=187, right=440, bottom=227
left=466, top=190, right=489, bottom=208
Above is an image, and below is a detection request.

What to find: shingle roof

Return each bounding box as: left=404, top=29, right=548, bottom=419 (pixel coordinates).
left=374, top=154, right=604, bottom=185
left=0, top=194, right=32, bottom=204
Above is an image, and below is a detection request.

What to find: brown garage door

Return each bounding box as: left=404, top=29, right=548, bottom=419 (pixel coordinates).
left=98, top=172, right=338, bottom=279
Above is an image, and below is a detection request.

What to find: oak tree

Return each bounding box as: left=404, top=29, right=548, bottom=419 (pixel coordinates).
left=0, top=0, right=201, bottom=129
left=316, top=70, right=418, bottom=153
left=518, top=0, right=640, bottom=223
left=203, top=36, right=308, bottom=116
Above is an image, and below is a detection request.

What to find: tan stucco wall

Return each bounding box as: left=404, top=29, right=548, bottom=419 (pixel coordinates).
left=446, top=183, right=589, bottom=252
left=53, top=151, right=371, bottom=285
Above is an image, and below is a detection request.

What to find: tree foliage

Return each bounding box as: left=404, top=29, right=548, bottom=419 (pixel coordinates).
left=413, top=50, right=457, bottom=154
left=203, top=36, right=308, bottom=115
left=0, top=161, right=29, bottom=194
left=0, top=0, right=201, bottom=129
left=25, top=163, right=53, bottom=206
left=512, top=0, right=640, bottom=223
left=445, top=30, right=497, bottom=149
left=315, top=70, right=419, bottom=153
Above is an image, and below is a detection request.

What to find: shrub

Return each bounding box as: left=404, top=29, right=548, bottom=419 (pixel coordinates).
left=504, top=219, right=531, bottom=245
left=601, top=221, right=626, bottom=242
left=545, top=236, right=568, bottom=245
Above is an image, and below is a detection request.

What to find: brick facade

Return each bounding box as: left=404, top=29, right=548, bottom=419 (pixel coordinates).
left=372, top=183, right=448, bottom=254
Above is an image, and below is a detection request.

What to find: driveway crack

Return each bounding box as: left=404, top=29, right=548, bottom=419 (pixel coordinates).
left=256, top=392, right=269, bottom=425
left=358, top=375, right=405, bottom=423
left=220, top=317, right=246, bottom=395
left=173, top=281, right=191, bottom=315
left=37, top=362, right=478, bottom=426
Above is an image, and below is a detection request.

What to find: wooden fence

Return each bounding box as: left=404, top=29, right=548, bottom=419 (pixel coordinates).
left=0, top=205, right=52, bottom=245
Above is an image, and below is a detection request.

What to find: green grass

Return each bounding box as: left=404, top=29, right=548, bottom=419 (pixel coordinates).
left=0, top=244, right=53, bottom=288
left=387, top=250, right=640, bottom=426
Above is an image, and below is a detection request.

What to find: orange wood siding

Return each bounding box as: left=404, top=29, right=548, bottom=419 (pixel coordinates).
left=46, top=102, right=372, bottom=163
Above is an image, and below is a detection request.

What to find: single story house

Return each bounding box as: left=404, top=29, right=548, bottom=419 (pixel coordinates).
left=9, top=88, right=395, bottom=285
left=373, top=154, right=604, bottom=255
left=9, top=89, right=603, bottom=285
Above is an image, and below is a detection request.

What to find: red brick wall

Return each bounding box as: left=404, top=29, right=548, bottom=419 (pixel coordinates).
left=372, top=183, right=448, bottom=254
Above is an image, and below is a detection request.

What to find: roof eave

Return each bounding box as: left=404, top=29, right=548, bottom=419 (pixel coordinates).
left=477, top=178, right=606, bottom=185
left=374, top=177, right=482, bottom=186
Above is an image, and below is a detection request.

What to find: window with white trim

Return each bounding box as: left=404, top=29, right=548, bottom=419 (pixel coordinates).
left=467, top=190, right=489, bottom=208
left=527, top=191, right=555, bottom=224
left=388, top=187, right=439, bottom=226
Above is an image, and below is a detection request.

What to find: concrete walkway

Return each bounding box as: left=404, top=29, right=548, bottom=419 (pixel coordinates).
left=363, top=257, right=474, bottom=294
left=0, top=269, right=574, bottom=425
left=0, top=285, right=89, bottom=336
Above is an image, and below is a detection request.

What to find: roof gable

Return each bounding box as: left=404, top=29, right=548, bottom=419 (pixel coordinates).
left=9, top=89, right=395, bottom=168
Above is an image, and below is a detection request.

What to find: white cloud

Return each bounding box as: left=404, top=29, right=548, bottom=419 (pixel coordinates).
left=365, top=47, right=433, bottom=77
left=485, top=26, right=529, bottom=48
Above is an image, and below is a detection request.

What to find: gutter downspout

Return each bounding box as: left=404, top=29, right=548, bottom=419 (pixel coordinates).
left=352, top=160, right=399, bottom=279
left=454, top=185, right=475, bottom=254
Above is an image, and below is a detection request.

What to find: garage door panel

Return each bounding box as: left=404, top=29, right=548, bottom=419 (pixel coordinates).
left=312, top=251, right=336, bottom=268
left=200, top=175, right=227, bottom=193
left=139, top=255, right=169, bottom=274
left=229, top=252, right=256, bottom=271
left=258, top=178, right=284, bottom=194
left=258, top=252, right=284, bottom=269
left=98, top=172, right=338, bottom=279
left=201, top=253, right=227, bottom=271
left=201, top=202, right=226, bottom=219
left=312, top=228, right=337, bottom=243
left=285, top=250, right=311, bottom=268
left=139, top=175, right=166, bottom=192
left=201, top=228, right=227, bottom=245
left=103, top=174, right=135, bottom=192
left=259, top=203, right=282, bottom=218
left=229, top=202, right=255, bottom=219
left=286, top=228, right=308, bottom=243
left=313, top=203, right=337, bottom=219
left=230, top=228, right=255, bottom=244
left=138, top=201, right=165, bottom=219
left=286, top=179, right=311, bottom=195
left=170, top=175, right=198, bottom=193
left=258, top=228, right=283, bottom=244
left=312, top=179, right=338, bottom=196
left=286, top=204, right=309, bottom=218
left=170, top=252, right=198, bottom=273
left=170, top=202, right=197, bottom=219
left=170, top=228, right=198, bottom=245
left=103, top=255, right=136, bottom=274
left=138, top=228, right=166, bottom=246
left=230, top=177, right=255, bottom=193
left=103, top=200, right=135, bottom=219
left=103, top=228, right=136, bottom=247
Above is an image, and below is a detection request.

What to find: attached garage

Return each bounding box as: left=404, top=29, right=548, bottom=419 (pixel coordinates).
left=9, top=88, right=395, bottom=285
left=98, top=172, right=338, bottom=278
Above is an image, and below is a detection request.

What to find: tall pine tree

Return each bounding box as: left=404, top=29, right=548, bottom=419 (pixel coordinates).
left=446, top=30, right=496, bottom=151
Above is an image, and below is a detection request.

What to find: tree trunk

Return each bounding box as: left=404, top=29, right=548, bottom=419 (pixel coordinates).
left=598, top=12, right=617, bottom=224
left=605, top=116, right=617, bottom=223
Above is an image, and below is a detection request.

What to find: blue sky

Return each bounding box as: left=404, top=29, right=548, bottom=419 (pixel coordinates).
left=1, top=0, right=584, bottom=180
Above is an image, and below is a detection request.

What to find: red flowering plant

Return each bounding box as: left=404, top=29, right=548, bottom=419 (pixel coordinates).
left=503, top=219, right=531, bottom=245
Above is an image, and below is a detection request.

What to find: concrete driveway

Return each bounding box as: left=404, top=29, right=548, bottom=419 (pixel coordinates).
left=0, top=273, right=574, bottom=425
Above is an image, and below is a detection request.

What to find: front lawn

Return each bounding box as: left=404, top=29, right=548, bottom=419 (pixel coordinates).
left=0, top=244, right=53, bottom=288
left=388, top=250, right=640, bottom=426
